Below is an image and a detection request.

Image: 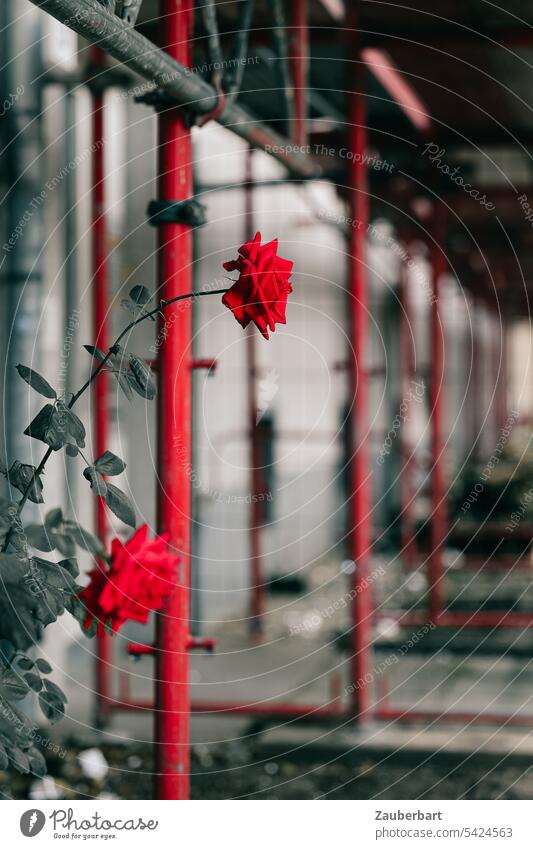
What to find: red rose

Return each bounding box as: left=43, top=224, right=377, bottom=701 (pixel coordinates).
left=222, top=231, right=293, bottom=339
left=78, top=525, right=178, bottom=635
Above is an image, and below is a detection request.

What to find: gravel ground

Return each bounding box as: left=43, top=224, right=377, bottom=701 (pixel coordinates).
left=1, top=737, right=533, bottom=800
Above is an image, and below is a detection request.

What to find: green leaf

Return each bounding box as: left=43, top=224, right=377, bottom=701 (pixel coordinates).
left=57, top=558, right=79, bottom=579
left=83, top=466, right=107, bottom=496
left=28, top=746, right=47, bottom=777
left=24, top=673, right=43, bottom=693
left=45, top=508, right=63, bottom=528
left=54, top=533, right=76, bottom=558
left=15, top=655, right=34, bottom=671
left=105, top=483, right=136, bottom=528
left=10, top=748, right=30, bottom=773
left=0, top=503, right=19, bottom=551
left=43, top=679, right=66, bottom=703
left=57, top=403, right=86, bottom=448
left=66, top=595, right=97, bottom=637
left=63, top=522, right=103, bottom=556
left=24, top=405, right=66, bottom=451
left=84, top=344, right=107, bottom=362
left=121, top=298, right=137, bottom=317
left=1, top=668, right=30, bottom=701
left=0, top=640, right=15, bottom=665
left=94, top=451, right=126, bottom=476
left=107, top=345, right=139, bottom=401
left=10, top=530, right=28, bottom=554
left=16, top=364, right=56, bottom=399
left=0, top=554, right=42, bottom=650
left=35, top=659, right=52, bottom=674
left=114, top=370, right=134, bottom=401
left=32, top=557, right=78, bottom=590
left=0, top=744, right=8, bottom=770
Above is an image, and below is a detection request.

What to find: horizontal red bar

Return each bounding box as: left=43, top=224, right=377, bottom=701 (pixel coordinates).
left=108, top=698, right=154, bottom=711
left=127, top=642, right=154, bottom=656
left=190, top=701, right=346, bottom=718
left=190, top=358, right=217, bottom=371
left=186, top=636, right=216, bottom=653
left=459, top=556, right=532, bottom=570
left=107, top=698, right=533, bottom=728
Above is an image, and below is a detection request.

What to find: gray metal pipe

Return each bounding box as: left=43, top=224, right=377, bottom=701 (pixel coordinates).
left=29, top=0, right=322, bottom=178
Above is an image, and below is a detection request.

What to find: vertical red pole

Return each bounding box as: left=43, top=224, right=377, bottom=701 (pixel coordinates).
left=290, top=0, right=308, bottom=146
left=399, top=250, right=417, bottom=565
left=494, top=272, right=508, bottom=432
left=428, top=207, right=448, bottom=621
left=348, top=68, right=372, bottom=718
left=154, top=0, right=193, bottom=801
left=245, top=148, right=264, bottom=638
left=470, top=299, right=482, bottom=459
left=90, top=50, right=111, bottom=724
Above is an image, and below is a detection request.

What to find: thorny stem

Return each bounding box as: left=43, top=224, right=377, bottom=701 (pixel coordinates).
left=2, top=288, right=229, bottom=552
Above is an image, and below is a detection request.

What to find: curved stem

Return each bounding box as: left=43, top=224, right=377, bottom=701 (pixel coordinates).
left=2, top=287, right=229, bottom=552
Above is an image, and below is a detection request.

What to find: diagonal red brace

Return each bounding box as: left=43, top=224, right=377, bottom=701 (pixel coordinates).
left=127, top=642, right=155, bottom=657
left=190, top=358, right=217, bottom=373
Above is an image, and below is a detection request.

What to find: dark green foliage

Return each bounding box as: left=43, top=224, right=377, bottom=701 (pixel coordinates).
left=128, top=354, right=157, bottom=399
left=84, top=344, right=107, bottom=362
left=129, top=285, right=152, bottom=307
left=0, top=280, right=188, bottom=777
left=39, top=680, right=67, bottom=724
left=82, top=446, right=134, bottom=526
left=24, top=404, right=66, bottom=450
left=0, top=553, right=79, bottom=651
left=0, top=650, right=65, bottom=774
left=122, top=285, right=154, bottom=321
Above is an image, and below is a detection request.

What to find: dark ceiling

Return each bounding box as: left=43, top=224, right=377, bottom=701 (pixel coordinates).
left=134, top=0, right=533, bottom=313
